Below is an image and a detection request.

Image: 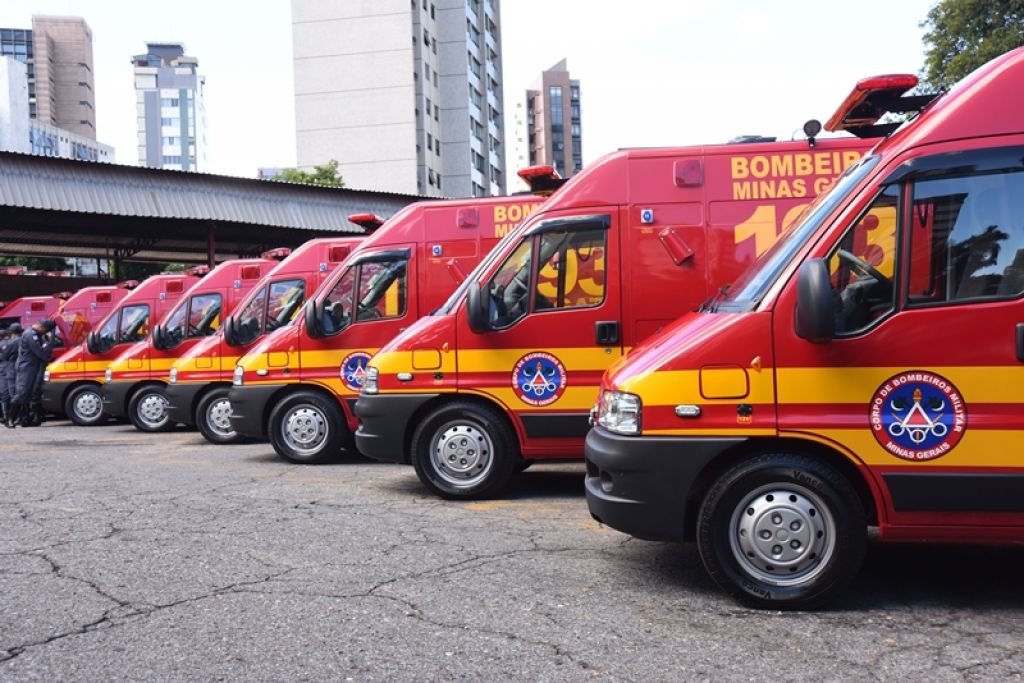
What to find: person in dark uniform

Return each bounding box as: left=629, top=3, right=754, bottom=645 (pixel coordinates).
left=0, top=323, right=21, bottom=422
left=7, top=319, right=54, bottom=428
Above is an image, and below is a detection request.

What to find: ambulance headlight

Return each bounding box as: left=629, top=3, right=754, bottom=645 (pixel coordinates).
left=232, top=365, right=244, bottom=387
left=596, top=390, right=642, bottom=435
left=104, top=367, right=113, bottom=383
left=168, top=367, right=178, bottom=384
left=43, top=370, right=50, bottom=382
left=362, top=366, right=379, bottom=395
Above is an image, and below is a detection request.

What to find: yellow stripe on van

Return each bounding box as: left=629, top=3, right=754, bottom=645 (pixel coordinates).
left=621, top=369, right=776, bottom=406
left=776, top=366, right=1024, bottom=404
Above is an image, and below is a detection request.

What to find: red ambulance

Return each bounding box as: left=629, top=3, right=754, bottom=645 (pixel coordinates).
left=585, top=47, right=1024, bottom=609
left=0, top=295, right=64, bottom=331
left=227, top=194, right=544, bottom=463
left=42, top=271, right=205, bottom=425
left=47, top=283, right=137, bottom=358
left=165, top=236, right=364, bottom=444
left=100, top=257, right=277, bottom=432
left=354, top=137, right=875, bottom=499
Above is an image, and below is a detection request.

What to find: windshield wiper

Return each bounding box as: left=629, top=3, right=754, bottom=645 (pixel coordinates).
left=699, top=283, right=731, bottom=313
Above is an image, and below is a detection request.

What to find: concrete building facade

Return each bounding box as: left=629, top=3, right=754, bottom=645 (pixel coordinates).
left=527, top=58, right=582, bottom=178
left=132, top=43, right=207, bottom=172
left=0, top=16, right=97, bottom=140
left=292, top=0, right=505, bottom=197
left=0, top=56, right=112, bottom=162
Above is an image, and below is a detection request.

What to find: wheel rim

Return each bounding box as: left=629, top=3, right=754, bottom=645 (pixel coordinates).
left=205, top=397, right=235, bottom=438
left=73, top=389, right=102, bottom=421
left=136, top=391, right=169, bottom=429
left=430, top=422, right=493, bottom=488
left=281, top=404, right=328, bottom=456
left=729, top=483, right=836, bottom=588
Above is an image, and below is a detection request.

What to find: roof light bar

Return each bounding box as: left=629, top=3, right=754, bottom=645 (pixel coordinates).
left=517, top=165, right=568, bottom=196
left=348, top=213, right=385, bottom=232
left=825, top=74, right=937, bottom=138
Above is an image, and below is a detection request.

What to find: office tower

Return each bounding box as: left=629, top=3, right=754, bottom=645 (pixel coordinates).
left=526, top=58, right=582, bottom=177
left=132, top=42, right=207, bottom=172
left=0, top=16, right=97, bottom=139
left=292, top=0, right=505, bottom=197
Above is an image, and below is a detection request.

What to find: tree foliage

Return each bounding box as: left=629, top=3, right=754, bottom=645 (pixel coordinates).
left=920, top=0, right=1024, bottom=90
left=0, top=255, right=70, bottom=272
left=274, top=160, right=345, bottom=188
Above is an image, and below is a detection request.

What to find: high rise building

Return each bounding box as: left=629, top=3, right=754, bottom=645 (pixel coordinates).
left=526, top=58, right=582, bottom=178
left=132, top=42, right=207, bottom=172
left=0, top=16, right=97, bottom=140
left=292, top=0, right=505, bottom=197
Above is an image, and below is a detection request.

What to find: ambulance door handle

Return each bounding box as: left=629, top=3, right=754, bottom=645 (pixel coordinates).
left=595, top=321, right=620, bottom=346
left=1015, top=323, right=1024, bottom=362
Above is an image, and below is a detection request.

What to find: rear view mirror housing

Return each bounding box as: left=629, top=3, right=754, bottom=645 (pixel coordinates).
left=795, top=259, right=835, bottom=343
left=465, top=282, right=489, bottom=333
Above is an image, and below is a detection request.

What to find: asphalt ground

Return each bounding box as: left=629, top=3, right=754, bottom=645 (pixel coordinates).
left=2, top=421, right=1024, bottom=681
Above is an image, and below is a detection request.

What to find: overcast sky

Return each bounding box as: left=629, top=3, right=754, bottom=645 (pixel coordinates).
left=1, top=0, right=937, bottom=189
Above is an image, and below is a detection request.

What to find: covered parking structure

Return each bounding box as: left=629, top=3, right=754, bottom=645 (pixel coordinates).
left=0, top=152, right=427, bottom=271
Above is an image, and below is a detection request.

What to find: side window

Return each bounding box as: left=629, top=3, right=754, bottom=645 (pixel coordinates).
left=96, top=312, right=119, bottom=348
left=187, top=293, right=222, bottom=338
left=355, top=258, right=408, bottom=322
left=234, top=285, right=267, bottom=345
left=828, top=186, right=899, bottom=336
left=534, top=228, right=607, bottom=311
left=486, top=239, right=533, bottom=328
left=118, top=304, right=150, bottom=343
left=266, top=279, right=305, bottom=333
left=908, top=170, right=1024, bottom=305
left=320, top=267, right=356, bottom=335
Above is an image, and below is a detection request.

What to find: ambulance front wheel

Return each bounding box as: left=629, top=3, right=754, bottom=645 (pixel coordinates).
left=128, top=385, right=174, bottom=433
left=65, top=384, right=105, bottom=426
left=196, top=387, right=240, bottom=445
left=268, top=390, right=345, bottom=464
left=696, top=453, right=866, bottom=610
left=411, top=401, right=519, bottom=500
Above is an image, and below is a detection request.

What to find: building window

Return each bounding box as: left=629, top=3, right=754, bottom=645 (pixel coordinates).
left=435, top=138, right=440, bottom=155
left=160, top=97, right=179, bottom=107
left=163, top=136, right=179, bottom=145
left=549, top=86, right=563, bottom=122
left=161, top=117, right=175, bottom=126
left=473, top=152, right=485, bottom=172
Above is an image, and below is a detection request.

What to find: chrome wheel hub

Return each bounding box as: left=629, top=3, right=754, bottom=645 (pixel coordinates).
left=137, top=392, right=169, bottom=428
left=206, top=398, right=235, bottom=437
left=74, top=390, right=102, bottom=420
left=432, top=423, right=493, bottom=488
left=730, top=484, right=836, bottom=587
left=282, top=405, right=327, bottom=455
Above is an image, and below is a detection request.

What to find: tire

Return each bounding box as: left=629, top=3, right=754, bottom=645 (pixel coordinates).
left=267, top=390, right=346, bottom=464
left=128, top=384, right=174, bottom=433
left=196, top=387, right=240, bottom=445
left=696, top=453, right=866, bottom=610
left=411, top=401, right=519, bottom=500
left=64, top=384, right=106, bottom=426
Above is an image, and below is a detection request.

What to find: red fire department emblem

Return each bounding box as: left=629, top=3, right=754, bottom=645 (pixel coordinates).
left=512, top=352, right=567, bottom=406
left=869, top=371, right=967, bottom=461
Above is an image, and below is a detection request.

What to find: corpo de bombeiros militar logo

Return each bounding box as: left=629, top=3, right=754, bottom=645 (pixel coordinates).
left=869, top=370, right=967, bottom=461
left=512, top=352, right=567, bottom=406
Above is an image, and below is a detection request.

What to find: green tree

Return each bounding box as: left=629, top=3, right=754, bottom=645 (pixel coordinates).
left=0, top=255, right=70, bottom=272
left=274, top=160, right=345, bottom=188
left=920, top=0, right=1024, bottom=90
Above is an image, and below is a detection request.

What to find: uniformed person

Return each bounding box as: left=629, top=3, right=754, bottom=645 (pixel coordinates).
left=7, top=319, right=54, bottom=428
left=0, top=323, right=21, bottom=422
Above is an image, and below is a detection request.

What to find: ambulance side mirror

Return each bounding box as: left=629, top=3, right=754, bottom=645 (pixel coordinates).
left=304, top=299, right=323, bottom=339
left=795, top=259, right=835, bottom=343
left=86, top=330, right=99, bottom=354
left=223, top=316, right=238, bottom=346
left=151, top=323, right=168, bottom=350
left=466, top=282, right=489, bottom=334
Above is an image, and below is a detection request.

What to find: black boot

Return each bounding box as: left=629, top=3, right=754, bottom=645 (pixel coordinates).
left=6, top=401, right=21, bottom=428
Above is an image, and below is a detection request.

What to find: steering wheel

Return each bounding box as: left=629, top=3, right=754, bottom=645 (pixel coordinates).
left=502, top=271, right=530, bottom=311
left=837, top=249, right=891, bottom=286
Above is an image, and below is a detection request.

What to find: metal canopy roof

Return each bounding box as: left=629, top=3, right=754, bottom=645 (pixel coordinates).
left=0, top=152, right=430, bottom=263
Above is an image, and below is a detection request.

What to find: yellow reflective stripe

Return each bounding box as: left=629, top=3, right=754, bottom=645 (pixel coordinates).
left=372, top=350, right=457, bottom=375
left=298, top=349, right=381, bottom=368
left=776, top=366, right=1024, bottom=404
left=620, top=369, right=776, bottom=405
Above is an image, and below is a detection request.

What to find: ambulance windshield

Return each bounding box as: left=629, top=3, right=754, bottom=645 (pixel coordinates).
left=720, top=154, right=880, bottom=309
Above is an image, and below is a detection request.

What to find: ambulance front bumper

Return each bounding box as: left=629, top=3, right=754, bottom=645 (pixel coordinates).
left=584, top=427, right=744, bottom=542
left=227, top=384, right=284, bottom=439
left=101, top=380, right=133, bottom=419
left=42, top=379, right=72, bottom=415
left=354, top=393, right=439, bottom=464
left=165, top=382, right=203, bottom=426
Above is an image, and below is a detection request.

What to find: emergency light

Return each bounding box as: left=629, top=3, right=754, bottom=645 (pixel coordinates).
left=55, top=291, right=74, bottom=300
left=118, top=280, right=139, bottom=289
left=184, top=265, right=210, bottom=278
left=517, top=165, right=566, bottom=196
left=239, top=265, right=263, bottom=281
left=348, top=213, right=385, bottom=232
left=825, top=74, right=937, bottom=138
left=261, top=247, right=292, bottom=261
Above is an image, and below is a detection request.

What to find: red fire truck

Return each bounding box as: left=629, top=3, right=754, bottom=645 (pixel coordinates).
left=227, top=194, right=544, bottom=463
left=584, top=47, right=1024, bottom=609
left=354, top=136, right=875, bottom=499
left=100, top=256, right=278, bottom=432
left=42, top=271, right=205, bottom=425
left=165, top=236, right=364, bottom=444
